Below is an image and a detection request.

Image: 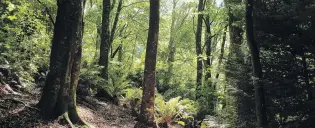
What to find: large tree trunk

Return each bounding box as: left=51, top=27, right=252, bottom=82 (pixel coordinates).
left=136, top=0, right=160, bottom=127
left=165, top=0, right=177, bottom=88
left=38, top=0, right=85, bottom=124
left=99, top=0, right=111, bottom=82
left=245, top=0, right=267, bottom=127
left=195, top=0, right=204, bottom=99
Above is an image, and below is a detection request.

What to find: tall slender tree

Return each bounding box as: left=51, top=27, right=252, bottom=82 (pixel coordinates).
left=245, top=0, right=267, bottom=127
left=99, top=0, right=123, bottom=83
left=99, top=0, right=111, bottom=82
left=204, top=15, right=212, bottom=87
left=136, top=0, right=160, bottom=127
left=165, top=0, right=177, bottom=88
left=37, top=0, right=86, bottom=125
left=195, top=0, right=204, bottom=99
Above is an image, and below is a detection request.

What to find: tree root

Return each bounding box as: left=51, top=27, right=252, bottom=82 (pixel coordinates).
left=3, top=98, right=40, bottom=111
left=64, top=112, right=76, bottom=128
left=63, top=112, right=94, bottom=128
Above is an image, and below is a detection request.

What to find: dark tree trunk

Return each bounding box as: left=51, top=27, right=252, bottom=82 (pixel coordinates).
left=214, top=26, right=227, bottom=110
left=165, top=0, right=177, bottom=87
left=38, top=0, right=85, bottom=124
left=137, top=0, right=160, bottom=127
left=195, top=0, right=204, bottom=99
left=204, top=15, right=212, bottom=87
left=245, top=0, right=267, bottom=127
left=110, top=0, right=123, bottom=45
left=215, top=26, right=227, bottom=80
left=99, top=0, right=111, bottom=82
left=99, top=0, right=123, bottom=83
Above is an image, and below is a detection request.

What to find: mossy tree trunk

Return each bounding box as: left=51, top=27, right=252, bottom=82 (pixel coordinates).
left=137, top=0, right=160, bottom=127
left=165, top=0, right=177, bottom=89
left=99, top=0, right=111, bottom=82
left=204, top=15, right=212, bottom=87
left=195, top=0, right=204, bottom=99
left=37, top=0, right=85, bottom=124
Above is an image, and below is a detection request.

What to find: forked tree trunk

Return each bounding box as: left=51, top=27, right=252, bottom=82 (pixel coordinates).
left=99, top=0, right=123, bottom=83
left=136, top=0, right=160, bottom=127
left=245, top=0, right=267, bottom=127
left=195, top=0, right=204, bottom=99
left=38, top=0, right=85, bottom=124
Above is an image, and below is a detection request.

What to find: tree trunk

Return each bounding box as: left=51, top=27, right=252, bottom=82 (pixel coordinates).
left=110, top=0, right=123, bottom=45
left=99, top=0, right=111, bottom=82
left=215, top=26, right=227, bottom=80
left=165, top=0, right=177, bottom=87
left=137, top=0, right=160, bottom=127
left=195, top=0, right=204, bottom=99
left=38, top=0, right=85, bottom=125
left=245, top=0, right=267, bottom=127
left=214, top=26, right=227, bottom=111
left=204, top=15, right=212, bottom=87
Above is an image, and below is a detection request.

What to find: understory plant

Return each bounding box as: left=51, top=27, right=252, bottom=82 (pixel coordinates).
left=155, top=95, right=197, bottom=126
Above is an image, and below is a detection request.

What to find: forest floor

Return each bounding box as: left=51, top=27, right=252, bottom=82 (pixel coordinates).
left=0, top=88, right=136, bottom=128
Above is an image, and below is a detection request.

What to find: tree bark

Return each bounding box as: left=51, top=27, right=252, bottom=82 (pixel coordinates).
left=215, top=26, right=227, bottom=80
left=165, top=0, right=177, bottom=87
left=195, top=0, right=204, bottom=99
left=38, top=0, right=85, bottom=125
left=204, top=15, right=212, bottom=87
left=99, top=0, right=111, bottom=82
left=110, top=0, right=123, bottom=45
left=137, top=0, right=160, bottom=127
left=214, top=26, right=227, bottom=111
left=245, top=0, right=267, bottom=127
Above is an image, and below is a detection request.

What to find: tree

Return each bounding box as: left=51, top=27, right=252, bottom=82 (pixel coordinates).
left=37, top=0, right=86, bottom=125
left=99, top=0, right=111, bottom=82
left=136, top=0, right=160, bottom=127
left=195, top=0, right=204, bottom=99
left=245, top=0, right=267, bottom=127
left=165, top=0, right=177, bottom=88
left=99, top=0, right=123, bottom=81
left=204, top=15, right=212, bottom=87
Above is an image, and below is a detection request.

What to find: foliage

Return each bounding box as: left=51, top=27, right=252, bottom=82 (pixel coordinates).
left=155, top=95, right=197, bottom=125
left=121, top=87, right=143, bottom=105
left=0, top=0, right=52, bottom=87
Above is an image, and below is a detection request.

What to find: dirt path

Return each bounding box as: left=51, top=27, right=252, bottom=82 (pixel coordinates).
left=0, top=92, right=136, bottom=128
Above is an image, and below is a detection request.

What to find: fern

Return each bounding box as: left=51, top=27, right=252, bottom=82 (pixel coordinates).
left=155, top=96, right=197, bottom=125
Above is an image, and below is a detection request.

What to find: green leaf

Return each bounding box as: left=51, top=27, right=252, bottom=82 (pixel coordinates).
left=176, top=121, right=185, bottom=126
left=7, top=2, right=16, bottom=12
left=7, top=15, right=17, bottom=21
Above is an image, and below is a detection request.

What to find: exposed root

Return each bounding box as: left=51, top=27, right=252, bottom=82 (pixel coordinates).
left=64, top=112, right=76, bottom=128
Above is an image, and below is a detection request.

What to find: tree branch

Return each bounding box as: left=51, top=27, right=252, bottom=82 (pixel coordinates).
left=122, top=1, right=149, bottom=9
left=35, top=0, right=55, bottom=25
